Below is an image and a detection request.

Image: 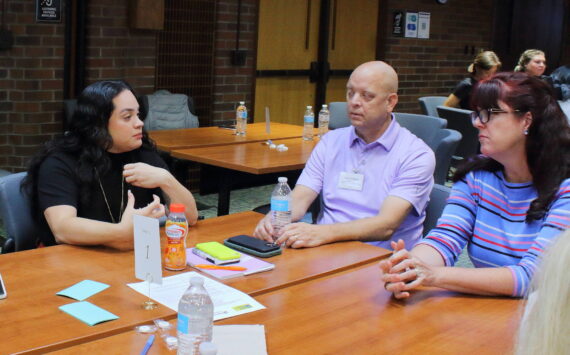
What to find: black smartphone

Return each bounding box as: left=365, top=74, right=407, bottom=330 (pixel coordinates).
left=224, top=235, right=282, bottom=258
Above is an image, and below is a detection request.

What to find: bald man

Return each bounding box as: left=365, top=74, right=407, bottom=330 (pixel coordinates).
left=253, top=61, right=435, bottom=250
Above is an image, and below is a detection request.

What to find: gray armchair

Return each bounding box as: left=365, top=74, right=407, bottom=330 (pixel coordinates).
left=419, top=96, right=447, bottom=117
left=0, top=172, right=38, bottom=253
left=394, top=112, right=460, bottom=185
left=423, top=183, right=452, bottom=236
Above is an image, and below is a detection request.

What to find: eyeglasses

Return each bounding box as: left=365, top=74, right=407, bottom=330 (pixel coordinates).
left=470, top=108, right=523, bottom=124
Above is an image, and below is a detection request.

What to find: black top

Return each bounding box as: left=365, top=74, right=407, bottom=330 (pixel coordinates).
left=452, top=77, right=476, bottom=110
left=36, top=147, right=168, bottom=246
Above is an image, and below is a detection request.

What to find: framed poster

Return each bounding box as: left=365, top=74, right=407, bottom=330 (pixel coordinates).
left=404, top=12, right=418, bottom=38
left=392, top=11, right=404, bottom=37
left=36, top=0, right=62, bottom=23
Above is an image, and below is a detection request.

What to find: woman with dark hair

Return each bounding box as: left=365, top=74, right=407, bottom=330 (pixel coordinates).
left=23, top=80, right=198, bottom=250
left=443, top=50, right=501, bottom=109
left=380, top=72, right=570, bottom=298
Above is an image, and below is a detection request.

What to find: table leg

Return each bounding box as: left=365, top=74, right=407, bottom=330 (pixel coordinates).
left=217, top=173, right=232, bottom=216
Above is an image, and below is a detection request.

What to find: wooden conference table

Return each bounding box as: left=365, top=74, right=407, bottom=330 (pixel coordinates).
left=150, top=122, right=318, bottom=216
left=53, top=263, right=522, bottom=354
left=0, top=212, right=390, bottom=354
left=149, top=122, right=310, bottom=152
left=172, top=137, right=319, bottom=216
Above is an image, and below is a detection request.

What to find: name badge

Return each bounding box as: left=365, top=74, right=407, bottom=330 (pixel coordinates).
left=338, top=171, right=364, bottom=191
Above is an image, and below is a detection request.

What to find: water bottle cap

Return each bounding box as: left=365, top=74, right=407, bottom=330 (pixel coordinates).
left=278, top=177, right=288, bottom=183
left=322, top=104, right=328, bottom=108
left=239, top=101, right=245, bottom=105
left=306, top=105, right=312, bottom=109
left=169, top=203, right=185, bottom=213
left=190, top=277, right=204, bottom=286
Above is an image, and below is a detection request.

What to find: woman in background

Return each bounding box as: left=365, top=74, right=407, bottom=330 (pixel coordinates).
left=23, top=80, right=198, bottom=250
left=443, top=51, right=501, bottom=110
left=381, top=72, right=570, bottom=298
left=514, top=49, right=547, bottom=78
left=515, top=229, right=570, bottom=355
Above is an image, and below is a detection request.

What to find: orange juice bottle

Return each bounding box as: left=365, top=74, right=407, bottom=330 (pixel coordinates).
left=164, top=203, right=188, bottom=271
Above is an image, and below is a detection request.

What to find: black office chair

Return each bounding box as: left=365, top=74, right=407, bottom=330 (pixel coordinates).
left=436, top=105, right=479, bottom=164
left=423, top=183, right=451, bottom=236
left=0, top=172, right=38, bottom=253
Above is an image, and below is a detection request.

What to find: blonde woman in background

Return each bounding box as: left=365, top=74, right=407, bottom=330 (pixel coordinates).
left=514, top=49, right=547, bottom=78
left=444, top=51, right=501, bottom=109
left=515, top=229, right=570, bottom=355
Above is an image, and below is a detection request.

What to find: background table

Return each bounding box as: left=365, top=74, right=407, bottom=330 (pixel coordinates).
left=52, top=263, right=522, bottom=354
left=172, top=137, right=319, bottom=215
left=149, top=123, right=309, bottom=152
left=0, top=211, right=389, bottom=354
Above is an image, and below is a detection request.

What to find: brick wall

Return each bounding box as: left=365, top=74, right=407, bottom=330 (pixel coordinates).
left=85, top=1, right=157, bottom=94
left=2, top=0, right=567, bottom=173
left=211, top=0, right=257, bottom=125
left=0, top=0, right=66, bottom=172
left=380, top=0, right=494, bottom=113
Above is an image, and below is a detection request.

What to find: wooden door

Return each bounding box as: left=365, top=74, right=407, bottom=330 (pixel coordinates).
left=326, top=0, right=379, bottom=102
left=255, top=0, right=320, bottom=124
left=254, top=0, right=379, bottom=124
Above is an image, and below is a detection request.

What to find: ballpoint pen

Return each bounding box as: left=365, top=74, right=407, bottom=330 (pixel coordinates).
left=140, top=334, right=155, bottom=355
left=194, top=264, right=247, bottom=271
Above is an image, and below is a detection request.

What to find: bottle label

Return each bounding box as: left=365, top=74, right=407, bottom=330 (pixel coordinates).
left=164, top=220, right=188, bottom=271
left=177, top=313, right=189, bottom=334
left=271, top=198, right=289, bottom=212
left=304, top=115, right=314, bottom=124
left=239, top=111, right=247, bottom=119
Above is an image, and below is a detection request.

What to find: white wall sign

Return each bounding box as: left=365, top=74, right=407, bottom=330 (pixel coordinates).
left=418, top=12, right=431, bottom=39
left=404, top=12, right=418, bottom=38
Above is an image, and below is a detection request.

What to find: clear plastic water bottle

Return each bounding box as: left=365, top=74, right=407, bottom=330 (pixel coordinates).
left=236, top=101, right=247, bottom=136
left=177, top=277, right=214, bottom=355
left=318, top=104, right=330, bottom=137
left=303, top=105, right=314, bottom=141
left=270, top=177, right=292, bottom=242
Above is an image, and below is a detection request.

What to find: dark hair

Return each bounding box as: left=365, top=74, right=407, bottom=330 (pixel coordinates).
left=454, top=72, right=570, bottom=221
left=22, top=80, right=155, bottom=213
left=550, top=65, right=570, bottom=101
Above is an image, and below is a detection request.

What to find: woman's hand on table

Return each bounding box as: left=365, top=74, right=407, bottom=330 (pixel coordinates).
left=379, top=239, right=436, bottom=299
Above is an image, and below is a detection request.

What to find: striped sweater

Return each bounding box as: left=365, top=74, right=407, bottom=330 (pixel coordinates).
left=420, top=170, right=570, bottom=297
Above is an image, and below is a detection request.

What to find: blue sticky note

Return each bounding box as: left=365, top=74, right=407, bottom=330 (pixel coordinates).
left=59, top=301, right=119, bottom=326
left=57, top=280, right=110, bottom=301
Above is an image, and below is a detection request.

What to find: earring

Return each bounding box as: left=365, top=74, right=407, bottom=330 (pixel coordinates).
left=524, top=129, right=528, bottom=135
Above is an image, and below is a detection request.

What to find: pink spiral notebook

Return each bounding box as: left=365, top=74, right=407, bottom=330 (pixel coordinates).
left=186, top=248, right=275, bottom=280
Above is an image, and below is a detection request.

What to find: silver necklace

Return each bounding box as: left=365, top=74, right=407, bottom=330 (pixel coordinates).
left=95, top=169, right=125, bottom=224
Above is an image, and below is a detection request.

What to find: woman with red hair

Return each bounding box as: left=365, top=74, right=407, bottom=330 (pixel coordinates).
left=381, top=72, right=570, bottom=298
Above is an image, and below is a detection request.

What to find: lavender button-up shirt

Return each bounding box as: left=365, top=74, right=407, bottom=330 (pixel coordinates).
left=297, top=116, right=435, bottom=249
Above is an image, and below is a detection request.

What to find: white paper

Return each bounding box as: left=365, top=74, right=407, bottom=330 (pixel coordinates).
left=127, top=272, right=265, bottom=321
left=418, top=12, right=430, bottom=39
left=405, top=12, right=418, bottom=38
left=213, top=325, right=268, bottom=355
left=133, top=215, right=162, bottom=285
